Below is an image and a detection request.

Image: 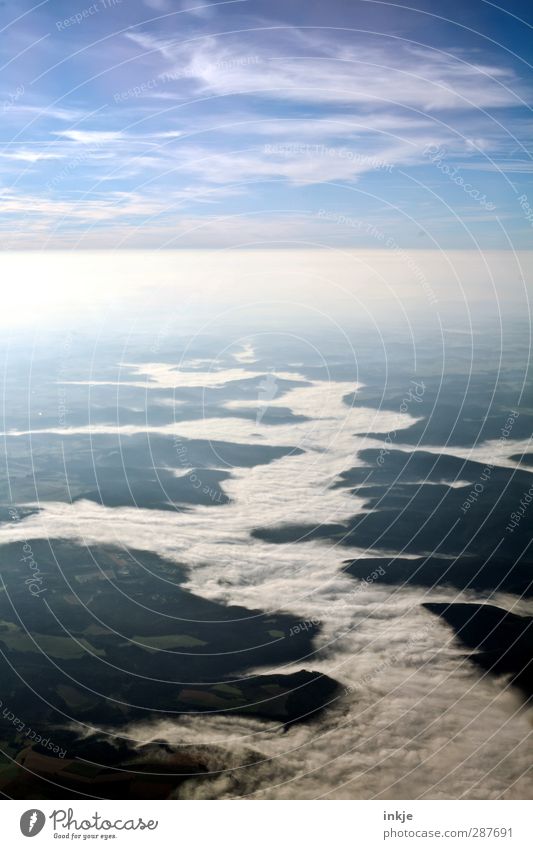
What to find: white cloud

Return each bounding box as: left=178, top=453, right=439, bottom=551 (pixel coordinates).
left=2, top=104, right=82, bottom=122
left=168, top=139, right=420, bottom=186
left=125, top=29, right=525, bottom=111
left=0, top=188, right=174, bottom=222
left=54, top=130, right=124, bottom=144
left=125, top=31, right=178, bottom=62
left=0, top=150, right=64, bottom=163
left=1, top=372, right=530, bottom=799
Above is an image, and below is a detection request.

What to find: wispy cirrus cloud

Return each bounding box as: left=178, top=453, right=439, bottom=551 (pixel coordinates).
left=0, top=5, right=530, bottom=246
left=53, top=130, right=124, bottom=144
left=123, top=29, right=525, bottom=110
left=0, top=150, right=63, bottom=163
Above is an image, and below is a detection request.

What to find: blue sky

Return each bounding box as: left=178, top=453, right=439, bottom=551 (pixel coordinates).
left=1, top=0, right=532, bottom=248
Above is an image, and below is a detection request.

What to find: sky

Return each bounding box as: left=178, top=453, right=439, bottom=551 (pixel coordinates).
left=0, top=0, right=532, bottom=249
